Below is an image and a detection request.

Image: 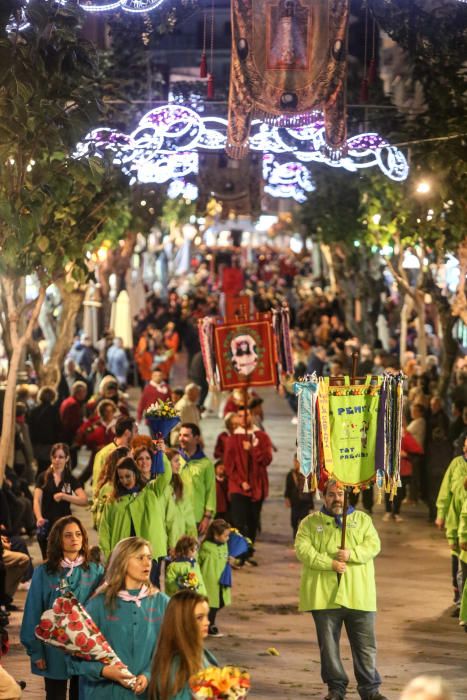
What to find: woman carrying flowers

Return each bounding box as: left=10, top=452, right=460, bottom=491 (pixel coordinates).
left=20, top=516, right=103, bottom=700
left=165, top=536, right=207, bottom=598
left=98, top=455, right=174, bottom=585
left=149, top=590, right=217, bottom=700
left=69, top=537, right=169, bottom=699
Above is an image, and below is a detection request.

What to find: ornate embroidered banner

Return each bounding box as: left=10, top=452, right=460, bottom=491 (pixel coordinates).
left=227, top=0, right=349, bottom=159
left=214, top=319, right=277, bottom=390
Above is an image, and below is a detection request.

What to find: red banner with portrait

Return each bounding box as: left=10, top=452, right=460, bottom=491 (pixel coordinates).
left=214, top=319, right=277, bottom=390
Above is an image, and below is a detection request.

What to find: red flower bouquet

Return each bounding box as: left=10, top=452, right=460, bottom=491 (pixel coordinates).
left=35, top=590, right=136, bottom=689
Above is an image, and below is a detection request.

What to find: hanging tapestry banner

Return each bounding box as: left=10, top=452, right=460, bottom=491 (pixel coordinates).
left=317, top=376, right=381, bottom=487
left=214, top=319, right=277, bottom=390
left=226, top=0, right=349, bottom=159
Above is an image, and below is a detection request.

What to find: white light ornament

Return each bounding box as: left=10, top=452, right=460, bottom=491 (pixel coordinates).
left=76, top=104, right=409, bottom=186
left=167, top=179, right=199, bottom=201
left=262, top=154, right=315, bottom=204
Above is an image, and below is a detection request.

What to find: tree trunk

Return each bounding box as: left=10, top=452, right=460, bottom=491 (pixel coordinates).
left=320, top=243, right=337, bottom=295
left=414, top=290, right=427, bottom=369
left=0, top=280, right=45, bottom=485
left=399, top=294, right=414, bottom=368
left=40, top=280, right=85, bottom=388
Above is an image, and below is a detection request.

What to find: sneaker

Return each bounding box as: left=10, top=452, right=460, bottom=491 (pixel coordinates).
left=382, top=513, right=392, bottom=522
left=324, top=691, right=345, bottom=700
left=364, top=693, right=389, bottom=700
left=393, top=515, right=404, bottom=523
left=245, top=558, right=258, bottom=567
left=208, top=625, right=224, bottom=637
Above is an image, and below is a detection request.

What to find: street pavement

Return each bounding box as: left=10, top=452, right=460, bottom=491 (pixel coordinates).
left=4, top=387, right=466, bottom=699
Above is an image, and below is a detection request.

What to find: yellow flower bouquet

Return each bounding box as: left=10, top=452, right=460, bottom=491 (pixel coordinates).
left=190, top=666, right=250, bottom=699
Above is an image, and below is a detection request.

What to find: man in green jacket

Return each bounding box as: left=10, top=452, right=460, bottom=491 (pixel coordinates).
left=295, top=480, right=387, bottom=700
left=179, top=423, right=216, bottom=535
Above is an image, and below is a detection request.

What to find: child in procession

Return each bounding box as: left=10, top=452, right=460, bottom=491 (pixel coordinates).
left=198, top=519, right=232, bottom=637
left=165, top=536, right=207, bottom=597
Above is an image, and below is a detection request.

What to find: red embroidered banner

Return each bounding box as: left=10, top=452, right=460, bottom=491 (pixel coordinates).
left=214, top=319, right=277, bottom=390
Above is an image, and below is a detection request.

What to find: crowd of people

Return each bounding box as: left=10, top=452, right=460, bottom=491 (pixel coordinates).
left=0, top=249, right=466, bottom=699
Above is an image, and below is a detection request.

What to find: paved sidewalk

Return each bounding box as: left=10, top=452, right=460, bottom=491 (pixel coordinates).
left=4, top=388, right=466, bottom=698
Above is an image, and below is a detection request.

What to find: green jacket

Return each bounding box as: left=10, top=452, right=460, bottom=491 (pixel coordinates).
left=99, top=455, right=172, bottom=560
left=92, top=442, right=117, bottom=500
left=165, top=559, right=207, bottom=597
left=92, top=481, right=112, bottom=530
left=458, top=497, right=467, bottom=565
left=169, top=485, right=198, bottom=543
left=179, top=452, right=216, bottom=523
left=198, top=540, right=232, bottom=609
left=295, top=509, right=380, bottom=612
left=436, top=456, right=467, bottom=544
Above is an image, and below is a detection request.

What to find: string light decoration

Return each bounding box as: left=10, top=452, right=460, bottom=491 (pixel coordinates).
left=76, top=105, right=409, bottom=189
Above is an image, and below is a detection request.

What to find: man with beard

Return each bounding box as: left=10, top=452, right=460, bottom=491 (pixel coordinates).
left=295, top=480, right=387, bottom=700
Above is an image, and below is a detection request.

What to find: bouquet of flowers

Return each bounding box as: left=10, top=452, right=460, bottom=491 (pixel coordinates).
left=144, top=400, right=180, bottom=476
left=190, top=666, right=250, bottom=699
left=177, top=571, right=200, bottom=591
left=35, top=589, right=136, bottom=689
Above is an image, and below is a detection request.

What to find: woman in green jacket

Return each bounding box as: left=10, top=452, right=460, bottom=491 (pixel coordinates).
left=92, top=446, right=130, bottom=529
left=149, top=590, right=218, bottom=700
left=98, top=455, right=172, bottom=583
left=198, top=519, right=232, bottom=637
left=166, top=449, right=197, bottom=541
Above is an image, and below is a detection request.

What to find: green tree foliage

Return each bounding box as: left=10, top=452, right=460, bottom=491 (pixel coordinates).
left=0, top=0, right=131, bottom=482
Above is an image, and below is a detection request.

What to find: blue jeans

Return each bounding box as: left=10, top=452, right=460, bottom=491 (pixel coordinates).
left=312, top=608, right=381, bottom=698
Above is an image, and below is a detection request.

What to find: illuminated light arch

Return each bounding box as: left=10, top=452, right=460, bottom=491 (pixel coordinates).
left=75, top=105, right=409, bottom=199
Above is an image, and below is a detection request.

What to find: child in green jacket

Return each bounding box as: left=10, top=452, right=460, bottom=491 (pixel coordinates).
left=165, top=536, right=207, bottom=597
left=198, top=519, right=232, bottom=637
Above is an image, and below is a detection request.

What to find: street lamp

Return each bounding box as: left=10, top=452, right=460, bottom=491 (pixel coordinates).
left=415, top=180, right=431, bottom=194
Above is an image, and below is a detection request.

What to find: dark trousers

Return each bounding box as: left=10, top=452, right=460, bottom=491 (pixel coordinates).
left=312, top=608, right=381, bottom=699
left=385, top=476, right=410, bottom=515
left=44, top=676, right=79, bottom=700
left=229, top=493, right=262, bottom=543
left=291, top=502, right=313, bottom=538
left=349, top=487, right=374, bottom=514
left=208, top=588, right=224, bottom=628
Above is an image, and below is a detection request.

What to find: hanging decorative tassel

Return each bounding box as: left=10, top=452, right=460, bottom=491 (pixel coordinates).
left=206, top=0, right=215, bottom=99
left=200, top=11, right=207, bottom=77
left=207, top=73, right=215, bottom=99
left=359, top=78, right=369, bottom=103
left=368, top=16, right=377, bottom=85
left=359, top=1, right=369, bottom=103
left=368, top=58, right=376, bottom=85
left=200, top=52, right=207, bottom=78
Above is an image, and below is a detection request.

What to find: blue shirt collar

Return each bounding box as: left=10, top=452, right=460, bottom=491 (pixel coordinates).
left=320, top=504, right=355, bottom=528
left=180, top=447, right=206, bottom=462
